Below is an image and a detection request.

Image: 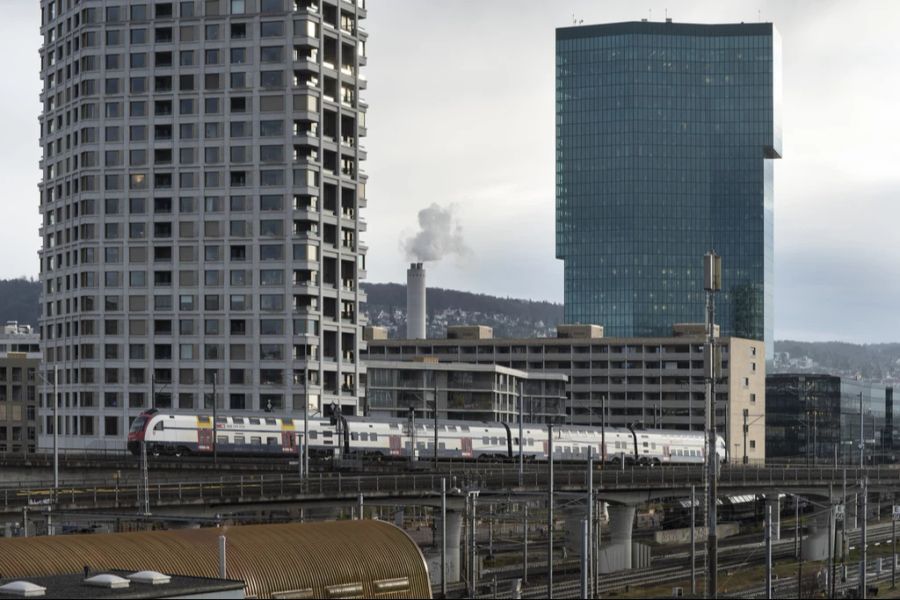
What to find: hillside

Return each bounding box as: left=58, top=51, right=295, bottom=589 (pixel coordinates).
left=0, top=278, right=40, bottom=327
left=2, top=277, right=899, bottom=380
left=361, top=282, right=562, bottom=339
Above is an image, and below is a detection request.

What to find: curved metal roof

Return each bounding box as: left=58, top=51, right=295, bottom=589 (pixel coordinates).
left=0, top=520, right=431, bottom=599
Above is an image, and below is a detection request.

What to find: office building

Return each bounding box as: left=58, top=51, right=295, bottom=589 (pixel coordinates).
left=365, top=358, right=568, bottom=423
left=766, top=374, right=896, bottom=464
left=556, top=21, right=781, bottom=357
left=0, top=323, right=41, bottom=455
left=364, top=323, right=765, bottom=463
left=38, top=0, right=369, bottom=450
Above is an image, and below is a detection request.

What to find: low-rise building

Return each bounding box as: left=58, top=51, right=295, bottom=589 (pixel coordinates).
left=766, top=374, right=896, bottom=464
left=365, top=359, right=568, bottom=423
left=363, top=323, right=765, bottom=463
left=0, top=322, right=40, bottom=455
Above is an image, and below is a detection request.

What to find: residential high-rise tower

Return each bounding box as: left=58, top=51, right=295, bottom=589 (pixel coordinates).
left=556, top=21, right=781, bottom=355
left=38, top=0, right=368, bottom=450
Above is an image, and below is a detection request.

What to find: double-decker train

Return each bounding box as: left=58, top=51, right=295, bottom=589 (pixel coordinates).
left=128, top=409, right=727, bottom=465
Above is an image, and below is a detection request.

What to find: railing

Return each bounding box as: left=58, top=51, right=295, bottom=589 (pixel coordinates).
left=3, top=463, right=900, bottom=514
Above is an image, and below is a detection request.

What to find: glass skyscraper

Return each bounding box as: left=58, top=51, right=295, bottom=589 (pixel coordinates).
left=556, top=21, right=781, bottom=354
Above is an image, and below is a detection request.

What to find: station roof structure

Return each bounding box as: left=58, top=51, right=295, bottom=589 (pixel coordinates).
left=0, top=520, right=431, bottom=599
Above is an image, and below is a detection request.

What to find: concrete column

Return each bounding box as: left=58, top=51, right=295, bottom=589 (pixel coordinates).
left=430, top=510, right=463, bottom=585
left=801, top=509, right=835, bottom=562
left=766, top=496, right=781, bottom=540
left=598, top=504, right=635, bottom=573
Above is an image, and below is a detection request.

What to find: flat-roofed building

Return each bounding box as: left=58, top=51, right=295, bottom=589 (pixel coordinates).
left=363, top=323, right=765, bottom=463
left=0, top=323, right=41, bottom=456
left=365, top=360, right=568, bottom=423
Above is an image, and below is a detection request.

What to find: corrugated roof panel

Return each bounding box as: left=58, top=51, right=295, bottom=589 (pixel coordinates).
left=0, top=521, right=431, bottom=599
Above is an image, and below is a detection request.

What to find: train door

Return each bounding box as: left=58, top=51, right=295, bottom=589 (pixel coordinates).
left=198, top=428, right=213, bottom=453
left=662, top=444, right=670, bottom=463
left=461, top=437, right=473, bottom=459
left=281, top=431, right=295, bottom=455
left=389, top=435, right=401, bottom=457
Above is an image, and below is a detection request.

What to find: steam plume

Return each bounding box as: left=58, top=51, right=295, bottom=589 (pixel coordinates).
left=403, top=203, right=470, bottom=262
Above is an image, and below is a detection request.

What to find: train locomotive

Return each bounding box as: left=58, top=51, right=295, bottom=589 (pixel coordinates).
left=128, top=409, right=727, bottom=464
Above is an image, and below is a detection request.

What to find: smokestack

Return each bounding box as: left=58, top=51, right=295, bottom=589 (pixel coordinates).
left=406, top=263, right=426, bottom=339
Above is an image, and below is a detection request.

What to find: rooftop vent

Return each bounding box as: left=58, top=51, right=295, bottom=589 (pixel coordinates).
left=127, top=571, right=171, bottom=585
left=0, top=582, right=47, bottom=598
left=84, top=574, right=130, bottom=589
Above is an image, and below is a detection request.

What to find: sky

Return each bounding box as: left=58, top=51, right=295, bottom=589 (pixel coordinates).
left=3, top=1, right=900, bottom=343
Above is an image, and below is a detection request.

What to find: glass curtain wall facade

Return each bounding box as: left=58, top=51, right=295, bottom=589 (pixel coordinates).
left=766, top=374, right=896, bottom=464
left=556, top=22, right=782, bottom=356
left=38, top=0, right=368, bottom=450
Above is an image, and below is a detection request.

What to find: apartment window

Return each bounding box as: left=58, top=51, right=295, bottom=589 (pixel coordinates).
left=131, top=4, right=148, bottom=20
left=205, top=24, right=220, bottom=40
left=180, top=50, right=195, bottom=66
left=260, top=46, right=283, bottom=63
left=130, top=29, right=148, bottom=44
left=130, top=53, right=147, bottom=68
left=104, top=416, right=119, bottom=437
left=260, top=22, right=284, bottom=37
left=749, top=440, right=757, bottom=449
left=230, top=47, right=247, bottom=64
left=231, top=0, right=246, bottom=13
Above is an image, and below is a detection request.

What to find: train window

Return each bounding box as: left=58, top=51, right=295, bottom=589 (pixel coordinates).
left=643, top=442, right=649, bottom=447
left=461, top=426, right=470, bottom=432
left=490, top=437, right=498, bottom=445
left=350, top=432, right=358, bottom=441
left=250, top=436, right=261, bottom=445
left=390, top=424, right=400, bottom=430
left=265, top=418, right=277, bottom=425
left=360, top=432, right=368, bottom=441
left=234, top=435, right=245, bottom=444
left=323, top=431, right=333, bottom=437
left=197, top=416, right=210, bottom=424
left=371, top=433, right=378, bottom=442
left=216, top=417, right=227, bottom=423
left=217, top=435, right=228, bottom=443
left=528, top=438, right=534, bottom=445
left=514, top=437, right=519, bottom=446
left=309, top=431, right=318, bottom=440
left=439, top=442, right=446, bottom=450
left=267, top=437, right=278, bottom=445
left=249, top=418, right=261, bottom=425
left=482, top=437, right=489, bottom=445
left=154, top=422, right=164, bottom=431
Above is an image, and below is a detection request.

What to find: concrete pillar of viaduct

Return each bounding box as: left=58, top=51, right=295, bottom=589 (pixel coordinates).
left=801, top=508, right=836, bottom=562
left=432, top=510, right=464, bottom=585
left=598, top=504, right=636, bottom=573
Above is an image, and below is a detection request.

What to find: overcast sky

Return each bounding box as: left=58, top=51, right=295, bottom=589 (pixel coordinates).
left=3, top=1, right=899, bottom=343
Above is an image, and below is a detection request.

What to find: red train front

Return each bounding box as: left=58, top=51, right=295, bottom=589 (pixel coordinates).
left=127, top=409, right=157, bottom=455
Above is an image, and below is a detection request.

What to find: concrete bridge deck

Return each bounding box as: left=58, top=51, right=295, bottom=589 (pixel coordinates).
left=0, top=463, right=894, bottom=516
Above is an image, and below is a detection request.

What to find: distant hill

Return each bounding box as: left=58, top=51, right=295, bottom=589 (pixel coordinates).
left=3, top=276, right=900, bottom=380
left=361, top=282, right=563, bottom=339
left=773, top=340, right=900, bottom=381
left=0, top=278, right=40, bottom=327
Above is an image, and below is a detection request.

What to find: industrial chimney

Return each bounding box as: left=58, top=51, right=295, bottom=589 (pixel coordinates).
left=406, top=263, right=426, bottom=339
